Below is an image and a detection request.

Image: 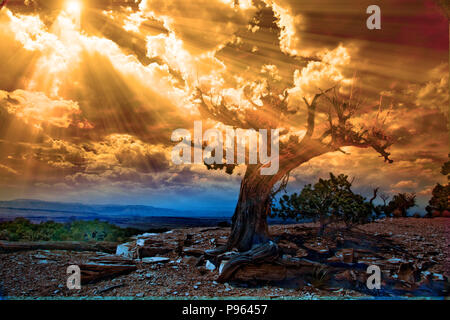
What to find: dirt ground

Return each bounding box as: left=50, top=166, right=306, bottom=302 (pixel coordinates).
left=0, top=218, right=448, bottom=299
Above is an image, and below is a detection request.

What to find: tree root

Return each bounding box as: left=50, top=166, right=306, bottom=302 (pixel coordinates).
left=217, top=241, right=279, bottom=282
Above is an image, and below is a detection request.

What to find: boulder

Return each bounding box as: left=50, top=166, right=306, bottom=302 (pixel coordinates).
left=205, top=260, right=216, bottom=271
left=116, top=242, right=136, bottom=259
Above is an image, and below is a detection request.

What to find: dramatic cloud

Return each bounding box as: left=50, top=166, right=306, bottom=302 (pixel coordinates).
left=0, top=89, right=85, bottom=128
left=139, top=0, right=256, bottom=54
left=0, top=1, right=447, bottom=211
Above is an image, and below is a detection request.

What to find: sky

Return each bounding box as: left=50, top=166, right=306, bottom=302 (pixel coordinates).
left=0, top=0, right=448, bottom=213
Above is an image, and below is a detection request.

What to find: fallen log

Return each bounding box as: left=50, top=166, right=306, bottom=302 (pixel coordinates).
left=0, top=241, right=117, bottom=253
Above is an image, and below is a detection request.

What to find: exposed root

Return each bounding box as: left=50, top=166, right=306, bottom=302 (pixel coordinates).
left=217, top=241, right=279, bottom=282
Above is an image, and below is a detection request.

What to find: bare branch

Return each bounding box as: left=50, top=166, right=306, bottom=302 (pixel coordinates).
left=303, top=87, right=333, bottom=139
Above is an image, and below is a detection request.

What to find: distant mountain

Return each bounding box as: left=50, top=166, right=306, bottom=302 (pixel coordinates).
left=0, top=199, right=225, bottom=218
left=0, top=199, right=295, bottom=230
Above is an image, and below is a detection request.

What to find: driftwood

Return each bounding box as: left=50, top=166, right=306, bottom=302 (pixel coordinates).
left=217, top=241, right=279, bottom=282
left=0, top=240, right=117, bottom=253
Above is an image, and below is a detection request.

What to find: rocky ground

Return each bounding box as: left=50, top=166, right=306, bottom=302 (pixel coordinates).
left=0, top=218, right=448, bottom=299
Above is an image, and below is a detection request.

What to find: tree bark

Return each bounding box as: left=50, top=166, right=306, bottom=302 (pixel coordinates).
left=227, top=165, right=274, bottom=252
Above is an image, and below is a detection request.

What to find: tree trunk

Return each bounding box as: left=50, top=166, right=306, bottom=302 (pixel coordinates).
left=318, top=223, right=327, bottom=237
left=226, top=140, right=332, bottom=252
left=227, top=164, right=274, bottom=252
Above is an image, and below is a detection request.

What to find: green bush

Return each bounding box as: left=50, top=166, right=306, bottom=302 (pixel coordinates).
left=0, top=218, right=140, bottom=242
left=271, top=173, right=373, bottom=235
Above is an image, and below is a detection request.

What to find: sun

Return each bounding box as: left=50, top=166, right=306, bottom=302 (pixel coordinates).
left=65, top=0, right=82, bottom=16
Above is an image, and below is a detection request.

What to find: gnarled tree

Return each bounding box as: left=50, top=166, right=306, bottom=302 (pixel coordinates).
left=193, top=82, right=393, bottom=281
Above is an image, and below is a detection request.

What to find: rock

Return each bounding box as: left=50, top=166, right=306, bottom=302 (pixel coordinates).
left=116, top=242, right=136, bottom=259
left=89, top=255, right=134, bottom=264
left=183, top=255, right=199, bottom=266
left=138, top=246, right=173, bottom=258
left=143, top=232, right=159, bottom=237
left=79, top=263, right=137, bottom=284
left=95, top=283, right=125, bottom=294
left=182, top=247, right=205, bottom=257
left=205, top=260, right=216, bottom=271
left=219, top=260, right=227, bottom=274
left=141, top=257, right=170, bottom=264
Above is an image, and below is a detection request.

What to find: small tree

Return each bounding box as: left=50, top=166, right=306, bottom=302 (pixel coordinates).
left=272, top=173, right=373, bottom=236
left=425, top=184, right=450, bottom=217
left=386, top=193, right=416, bottom=217
left=426, top=155, right=450, bottom=217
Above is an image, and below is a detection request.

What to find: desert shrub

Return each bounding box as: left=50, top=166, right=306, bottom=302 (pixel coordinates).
left=0, top=218, right=140, bottom=242
left=425, top=183, right=450, bottom=217
left=272, top=173, right=373, bottom=235
left=425, top=156, right=450, bottom=217
left=385, top=193, right=416, bottom=217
